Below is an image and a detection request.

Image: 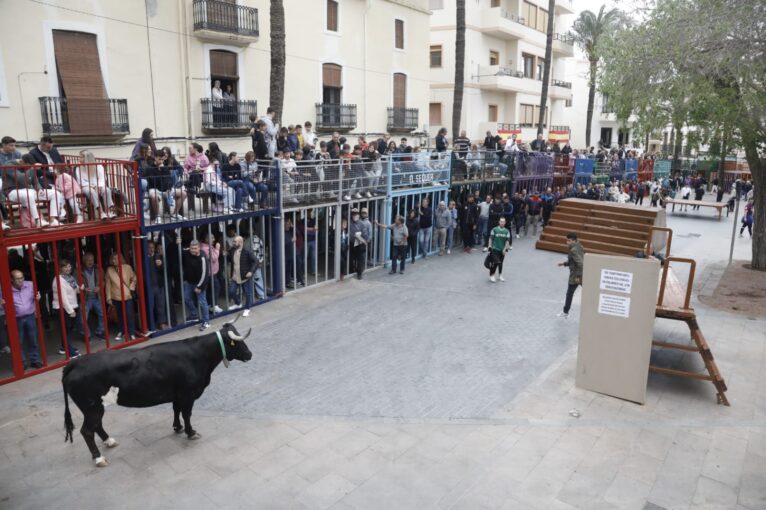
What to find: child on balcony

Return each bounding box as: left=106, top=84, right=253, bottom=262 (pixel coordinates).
left=54, top=165, right=83, bottom=224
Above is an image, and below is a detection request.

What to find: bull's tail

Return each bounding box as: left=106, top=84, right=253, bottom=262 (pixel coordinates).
left=63, top=383, right=74, bottom=443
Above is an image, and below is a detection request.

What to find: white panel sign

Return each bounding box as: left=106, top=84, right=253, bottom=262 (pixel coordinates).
left=598, top=293, right=631, bottom=318
left=600, top=269, right=633, bottom=294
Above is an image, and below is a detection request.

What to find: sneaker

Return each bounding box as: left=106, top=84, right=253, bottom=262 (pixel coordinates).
left=482, top=247, right=488, bottom=253
left=2, top=222, right=10, bottom=231
left=343, top=195, right=351, bottom=201
left=365, top=192, right=372, bottom=198
left=185, top=318, right=198, bottom=324
left=447, top=250, right=451, bottom=254
left=213, top=305, right=223, bottom=314
left=228, top=304, right=242, bottom=311
left=152, top=216, right=163, bottom=225
left=490, top=275, right=496, bottom=283
left=0, top=346, right=10, bottom=354
left=69, top=350, right=81, bottom=358
left=516, top=234, right=520, bottom=239
left=58, top=348, right=66, bottom=355
left=49, top=218, right=60, bottom=227
left=557, top=312, right=569, bottom=319
left=399, top=271, right=404, bottom=274
left=242, top=309, right=250, bottom=317
left=114, top=332, right=124, bottom=341
left=354, top=192, right=362, bottom=199
left=499, top=276, right=505, bottom=282
left=172, top=213, right=186, bottom=220
left=75, top=215, right=84, bottom=224
left=199, top=322, right=210, bottom=331
left=389, top=270, right=396, bottom=275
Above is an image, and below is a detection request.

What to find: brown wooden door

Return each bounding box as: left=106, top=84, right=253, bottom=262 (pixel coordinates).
left=393, top=73, right=406, bottom=109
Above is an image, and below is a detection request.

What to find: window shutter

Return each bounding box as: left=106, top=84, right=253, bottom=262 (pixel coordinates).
left=323, top=64, right=342, bottom=89
left=52, top=30, right=111, bottom=135
left=488, top=105, right=498, bottom=122
left=210, top=50, right=238, bottom=78
left=429, top=103, right=441, bottom=126
left=393, top=74, right=406, bottom=109
left=395, top=20, right=404, bottom=49
left=327, top=1, right=338, bottom=31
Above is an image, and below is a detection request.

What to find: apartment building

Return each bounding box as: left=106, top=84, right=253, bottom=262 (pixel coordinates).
left=0, top=0, right=431, bottom=158
left=428, top=0, right=575, bottom=144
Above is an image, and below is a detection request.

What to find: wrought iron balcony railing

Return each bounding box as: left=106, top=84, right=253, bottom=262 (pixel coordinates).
left=39, top=97, right=129, bottom=136
left=552, top=79, right=572, bottom=89
left=192, top=0, right=259, bottom=37
left=387, top=107, right=418, bottom=132
left=500, top=9, right=526, bottom=25
left=553, top=32, right=575, bottom=45
left=315, top=103, right=357, bottom=131
left=200, top=98, right=257, bottom=131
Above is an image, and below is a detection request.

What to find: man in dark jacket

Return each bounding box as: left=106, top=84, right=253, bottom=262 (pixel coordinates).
left=180, top=239, right=210, bottom=330
left=28, top=135, right=64, bottom=166
left=460, top=195, right=479, bottom=252
left=146, top=240, right=169, bottom=330
left=228, top=236, right=258, bottom=316
left=557, top=232, right=584, bottom=319
left=484, top=196, right=505, bottom=251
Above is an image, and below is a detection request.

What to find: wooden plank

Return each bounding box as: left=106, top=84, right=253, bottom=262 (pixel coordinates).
left=648, top=366, right=714, bottom=381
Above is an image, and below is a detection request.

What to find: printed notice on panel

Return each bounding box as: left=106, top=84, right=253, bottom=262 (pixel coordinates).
left=599, top=269, right=633, bottom=294
left=598, top=293, right=631, bottom=318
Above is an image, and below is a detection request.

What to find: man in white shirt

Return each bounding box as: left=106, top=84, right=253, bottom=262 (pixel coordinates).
left=261, top=107, right=279, bottom=158
left=303, top=121, right=317, bottom=152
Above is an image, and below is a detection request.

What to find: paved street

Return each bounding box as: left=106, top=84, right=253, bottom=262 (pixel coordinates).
left=1, top=199, right=764, bottom=510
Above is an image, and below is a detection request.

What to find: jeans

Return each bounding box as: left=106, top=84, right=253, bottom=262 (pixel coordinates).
left=229, top=278, right=254, bottom=309
left=417, top=227, right=432, bottom=257
left=81, top=294, right=105, bottom=336
left=434, top=227, right=447, bottom=252
left=152, top=286, right=168, bottom=326
left=225, top=180, right=249, bottom=209
left=489, top=249, right=505, bottom=276
left=113, top=298, right=137, bottom=336
left=183, top=282, right=209, bottom=322
left=17, top=314, right=41, bottom=365
left=526, top=214, right=540, bottom=235
left=207, top=183, right=238, bottom=210
left=407, top=235, right=417, bottom=262
left=60, top=312, right=80, bottom=354
left=391, top=245, right=407, bottom=272
left=351, top=244, right=366, bottom=278
left=246, top=179, right=269, bottom=204
left=447, top=225, right=455, bottom=250
left=563, top=283, right=580, bottom=314
left=307, top=238, right=318, bottom=273
left=514, top=214, right=526, bottom=236
left=477, top=216, right=488, bottom=245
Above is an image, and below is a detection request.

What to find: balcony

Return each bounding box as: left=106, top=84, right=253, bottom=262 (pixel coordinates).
left=555, top=0, right=575, bottom=15
left=476, top=66, right=541, bottom=95
left=315, top=103, right=357, bottom=131
left=192, top=0, right=259, bottom=46
left=387, top=107, right=418, bottom=132
left=200, top=98, right=257, bottom=133
left=552, top=32, right=575, bottom=57
left=39, top=97, right=129, bottom=140
left=550, top=79, right=573, bottom=100
left=479, top=7, right=543, bottom=44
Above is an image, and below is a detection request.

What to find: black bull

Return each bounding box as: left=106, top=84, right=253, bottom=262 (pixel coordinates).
left=62, top=317, right=253, bottom=466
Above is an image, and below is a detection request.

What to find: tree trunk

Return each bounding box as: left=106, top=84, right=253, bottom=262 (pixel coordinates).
left=269, top=0, right=286, bottom=125
left=585, top=59, right=597, bottom=148
left=644, top=132, right=649, bottom=153
left=672, top=123, right=682, bottom=173
left=537, top=0, right=556, bottom=135
left=451, top=0, right=465, bottom=142
left=742, top=132, right=765, bottom=270
left=717, top=128, right=727, bottom=189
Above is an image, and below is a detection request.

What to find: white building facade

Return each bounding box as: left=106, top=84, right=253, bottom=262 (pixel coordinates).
left=428, top=0, right=575, bottom=144
left=0, top=0, right=431, bottom=158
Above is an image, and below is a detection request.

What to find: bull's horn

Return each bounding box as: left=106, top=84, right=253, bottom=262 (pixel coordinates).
left=244, top=328, right=252, bottom=339
left=227, top=330, right=244, bottom=341
left=224, top=312, right=243, bottom=325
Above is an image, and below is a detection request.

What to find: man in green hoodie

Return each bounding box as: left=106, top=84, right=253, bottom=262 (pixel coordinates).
left=557, top=232, right=584, bottom=319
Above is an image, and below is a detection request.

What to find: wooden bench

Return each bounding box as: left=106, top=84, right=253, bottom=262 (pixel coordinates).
left=662, top=197, right=729, bottom=220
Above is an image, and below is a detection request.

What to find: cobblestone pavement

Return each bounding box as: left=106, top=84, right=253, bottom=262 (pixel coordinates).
left=1, top=198, right=764, bottom=510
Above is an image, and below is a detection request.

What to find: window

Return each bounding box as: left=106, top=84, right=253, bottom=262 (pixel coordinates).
left=327, top=0, right=339, bottom=32
left=394, top=19, right=404, bottom=49
left=522, top=53, right=535, bottom=78
left=429, top=0, right=444, bottom=9
left=536, top=58, right=545, bottom=80
left=533, top=105, right=548, bottom=127
left=523, top=1, right=537, bottom=29
left=210, top=49, right=239, bottom=97
left=429, top=102, right=442, bottom=126
left=393, top=73, right=406, bottom=109
left=489, top=50, right=499, bottom=66
left=537, top=8, right=548, bottom=33
left=430, top=45, right=442, bottom=68
left=490, top=0, right=501, bottom=6
left=52, top=30, right=111, bottom=135
left=322, top=63, right=342, bottom=104
left=520, top=103, right=535, bottom=126
left=565, top=98, right=572, bottom=107
left=488, top=104, right=498, bottom=122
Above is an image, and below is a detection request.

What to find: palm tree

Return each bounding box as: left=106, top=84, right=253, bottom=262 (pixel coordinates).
left=269, top=0, right=286, bottom=124
left=537, top=0, right=556, bottom=135
left=572, top=5, right=623, bottom=147
left=451, top=0, right=465, bottom=142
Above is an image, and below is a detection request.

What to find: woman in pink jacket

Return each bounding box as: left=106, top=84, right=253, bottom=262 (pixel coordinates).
left=52, top=259, right=82, bottom=357
left=54, top=166, right=83, bottom=223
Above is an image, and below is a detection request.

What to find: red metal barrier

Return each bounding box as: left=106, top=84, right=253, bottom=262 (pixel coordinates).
left=0, top=159, right=147, bottom=385
left=638, top=159, right=654, bottom=182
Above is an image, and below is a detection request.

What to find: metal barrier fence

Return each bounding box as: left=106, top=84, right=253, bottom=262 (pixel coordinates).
left=0, top=223, right=147, bottom=383
left=1, top=161, right=139, bottom=235
left=512, top=152, right=554, bottom=195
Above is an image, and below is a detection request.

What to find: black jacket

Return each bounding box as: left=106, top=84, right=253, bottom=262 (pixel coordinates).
left=253, top=131, right=269, bottom=160
left=228, top=247, right=258, bottom=280
left=29, top=146, right=64, bottom=165
left=182, top=251, right=209, bottom=290
left=488, top=202, right=504, bottom=227
left=405, top=217, right=419, bottom=237
left=460, top=202, right=479, bottom=227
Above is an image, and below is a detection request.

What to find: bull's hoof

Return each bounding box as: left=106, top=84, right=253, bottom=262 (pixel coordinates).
left=187, top=432, right=201, bottom=440
left=173, top=425, right=183, bottom=434
left=104, top=437, right=119, bottom=448
left=94, top=456, right=109, bottom=467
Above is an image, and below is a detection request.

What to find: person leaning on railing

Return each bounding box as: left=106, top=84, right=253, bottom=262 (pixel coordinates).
left=105, top=252, right=138, bottom=341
